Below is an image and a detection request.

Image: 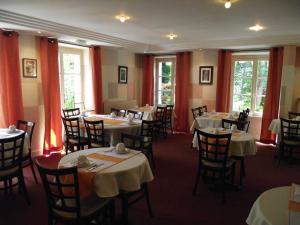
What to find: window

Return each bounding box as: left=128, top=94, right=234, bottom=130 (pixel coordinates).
left=154, top=57, right=176, bottom=105
left=59, top=45, right=92, bottom=110
left=231, top=53, right=269, bottom=114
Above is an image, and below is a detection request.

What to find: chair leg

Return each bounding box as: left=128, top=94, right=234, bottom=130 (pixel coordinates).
left=193, top=165, right=201, bottom=195
left=143, top=184, right=154, bottom=217
left=121, top=194, right=129, bottom=225
left=9, top=178, right=13, bottom=195
left=221, top=172, right=226, bottom=204
left=277, top=144, right=284, bottom=167
left=19, top=172, right=30, bottom=205
left=29, top=158, right=38, bottom=184
left=240, top=158, right=245, bottom=185
left=4, top=179, right=8, bottom=195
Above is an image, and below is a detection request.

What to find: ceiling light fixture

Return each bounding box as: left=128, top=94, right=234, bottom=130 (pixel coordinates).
left=225, top=0, right=231, bottom=9
left=249, top=24, right=264, bottom=31
left=115, top=15, right=130, bottom=23
left=167, top=33, right=178, bottom=40
left=37, top=31, right=42, bottom=34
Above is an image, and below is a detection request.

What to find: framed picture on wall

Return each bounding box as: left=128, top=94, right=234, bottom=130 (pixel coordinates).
left=22, top=58, right=37, bottom=78
left=199, top=66, right=213, bottom=85
left=118, top=66, right=128, bottom=84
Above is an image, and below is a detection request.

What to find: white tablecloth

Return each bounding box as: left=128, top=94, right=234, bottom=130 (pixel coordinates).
left=269, top=119, right=281, bottom=135
left=246, top=186, right=290, bottom=225
left=190, top=112, right=238, bottom=132
left=192, top=128, right=257, bottom=157
left=59, top=147, right=154, bottom=198
left=86, top=115, right=142, bottom=146
left=0, top=128, right=29, bottom=156
left=129, top=106, right=156, bottom=121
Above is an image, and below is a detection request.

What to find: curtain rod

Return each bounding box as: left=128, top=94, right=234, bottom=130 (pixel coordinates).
left=232, top=48, right=270, bottom=53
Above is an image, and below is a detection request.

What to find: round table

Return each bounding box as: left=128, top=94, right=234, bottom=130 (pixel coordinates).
left=192, top=127, right=257, bottom=157
left=246, top=186, right=290, bottom=225
left=0, top=128, right=29, bottom=155
left=84, top=115, right=142, bottom=146
left=59, top=147, right=154, bottom=198
left=269, top=119, right=281, bottom=135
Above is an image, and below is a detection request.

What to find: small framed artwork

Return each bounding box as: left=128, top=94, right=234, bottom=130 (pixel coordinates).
left=22, top=58, right=37, bottom=78
left=118, top=66, right=128, bottom=84
left=199, top=66, right=213, bottom=85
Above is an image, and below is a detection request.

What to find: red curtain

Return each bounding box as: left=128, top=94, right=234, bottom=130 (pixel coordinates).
left=216, top=50, right=232, bottom=112
left=0, top=30, right=24, bottom=128
left=142, top=55, right=154, bottom=106
left=40, top=37, right=63, bottom=154
left=90, top=46, right=103, bottom=114
left=260, top=47, right=284, bottom=143
left=174, top=52, right=191, bottom=132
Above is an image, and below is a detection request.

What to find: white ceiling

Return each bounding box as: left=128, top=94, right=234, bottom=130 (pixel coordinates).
left=0, top=0, right=300, bottom=53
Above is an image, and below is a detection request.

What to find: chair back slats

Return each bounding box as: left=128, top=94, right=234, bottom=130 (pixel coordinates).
left=62, top=108, right=81, bottom=118
left=281, top=118, right=300, bottom=142
left=111, top=108, right=126, bottom=117
left=0, top=133, right=25, bottom=171
left=62, top=117, right=81, bottom=141
left=127, top=110, right=144, bottom=120
left=121, top=133, right=146, bottom=152
left=155, top=106, right=166, bottom=122
left=192, top=107, right=203, bottom=119
left=288, top=112, right=300, bottom=119
left=165, top=105, right=173, bottom=120
left=202, top=105, right=208, bottom=113
left=84, top=119, right=105, bottom=147
left=141, top=120, right=155, bottom=137
left=221, top=119, right=250, bottom=132
left=17, top=120, right=35, bottom=146
left=196, top=129, right=231, bottom=167
left=35, top=160, right=81, bottom=218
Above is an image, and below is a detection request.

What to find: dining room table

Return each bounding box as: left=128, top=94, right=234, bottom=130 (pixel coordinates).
left=128, top=106, right=156, bottom=121
left=82, top=114, right=142, bottom=146
left=190, top=112, right=239, bottom=132
left=246, top=186, right=293, bottom=225
left=59, top=146, right=154, bottom=223
left=0, top=128, right=30, bottom=156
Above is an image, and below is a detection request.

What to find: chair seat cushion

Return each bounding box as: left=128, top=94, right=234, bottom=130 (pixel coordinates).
left=69, top=137, right=89, bottom=145
left=53, top=196, right=112, bottom=219
left=0, top=167, right=19, bottom=178
left=202, top=159, right=235, bottom=169
left=90, top=143, right=105, bottom=148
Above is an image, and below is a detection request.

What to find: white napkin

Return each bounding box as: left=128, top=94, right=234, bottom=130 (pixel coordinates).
left=295, top=116, right=300, bottom=121
left=77, top=155, right=91, bottom=168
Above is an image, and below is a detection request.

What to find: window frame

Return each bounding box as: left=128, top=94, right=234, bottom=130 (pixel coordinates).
left=154, top=56, right=176, bottom=105
left=230, top=53, right=269, bottom=116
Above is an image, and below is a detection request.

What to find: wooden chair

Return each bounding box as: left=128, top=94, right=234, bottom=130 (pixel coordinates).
left=0, top=133, right=30, bottom=204
left=164, top=104, right=174, bottom=135
left=140, top=121, right=156, bottom=168
left=193, top=129, right=235, bottom=203
left=62, top=108, right=80, bottom=118
left=154, top=106, right=167, bottom=137
left=202, top=105, right=208, bottom=113
left=35, top=160, right=115, bottom=225
left=111, top=108, right=126, bottom=117
left=17, top=120, right=38, bottom=183
left=278, top=118, right=300, bottom=166
left=126, top=110, right=144, bottom=120
left=192, top=107, right=203, bottom=120
left=120, top=133, right=154, bottom=222
left=61, top=117, right=89, bottom=154
left=83, top=119, right=107, bottom=148
left=288, top=112, right=300, bottom=119
left=238, top=111, right=248, bottom=122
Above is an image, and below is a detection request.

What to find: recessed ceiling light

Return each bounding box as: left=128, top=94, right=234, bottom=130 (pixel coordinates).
left=115, top=14, right=130, bottom=23
left=166, top=33, right=178, bottom=40
left=249, top=24, right=264, bottom=31
left=225, top=0, right=231, bottom=9
left=37, top=31, right=42, bottom=34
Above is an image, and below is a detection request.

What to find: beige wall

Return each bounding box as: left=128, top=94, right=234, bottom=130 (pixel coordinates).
left=19, top=35, right=44, bottom=155
left=101, top=47, right=143, bottom=105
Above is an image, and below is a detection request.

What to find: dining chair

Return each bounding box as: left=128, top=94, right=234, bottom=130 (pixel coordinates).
left=278, top=118, right=300, bottom=166
left=126, top=110, right=144, bottom=120
left=0, top=132, right=30, bottom=204
left=111, top=108, right=126, bottom=117
left=120, top=133, right=154, bottom=222
left=62, top=108, right=81, bottom=118
left=155, top=106, right=167, bottom=137
left=35, top=159, right=115, bottom=225
left=193, top=129, right=235, bottom=204
left=288, top=112, right=300, bottom=119
left=164, top=104, right=174, bottom=135
left=16, top=120, right=38, bottom=183
left=191, top=107, right=203, bottom=120
left=83, top=119, right=107, bottom=148
left=61, top=117, right=89, bottom=154
left=202, top=105, right=208, bottom=113
left=140, top=120, right=156, bottom=168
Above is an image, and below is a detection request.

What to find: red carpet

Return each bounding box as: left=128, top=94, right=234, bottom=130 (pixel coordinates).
left=1, top=134, right=300, bottom=225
